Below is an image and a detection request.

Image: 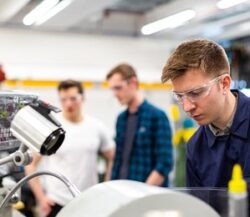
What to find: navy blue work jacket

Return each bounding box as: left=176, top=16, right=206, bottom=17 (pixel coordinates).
left=186, top=90, right=250, bottom=189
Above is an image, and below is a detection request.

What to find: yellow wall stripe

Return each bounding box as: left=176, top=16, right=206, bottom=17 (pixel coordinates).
left=3, top=80, right=172, bottom=90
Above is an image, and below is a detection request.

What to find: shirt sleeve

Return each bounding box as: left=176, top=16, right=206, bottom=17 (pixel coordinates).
left=153, top=111, right=173, bottom=177
left=97, top=121, right=115, bottom=152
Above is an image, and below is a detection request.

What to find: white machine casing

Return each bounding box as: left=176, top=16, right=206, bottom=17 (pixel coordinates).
left=57, top=180, right=220, bottom=217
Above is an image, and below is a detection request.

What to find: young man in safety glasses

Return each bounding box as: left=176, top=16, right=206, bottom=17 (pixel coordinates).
left=162, top=39, right=250, bottom=193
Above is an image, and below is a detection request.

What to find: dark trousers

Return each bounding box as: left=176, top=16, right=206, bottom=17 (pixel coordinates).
left=47, top=203, right=63, bottom=217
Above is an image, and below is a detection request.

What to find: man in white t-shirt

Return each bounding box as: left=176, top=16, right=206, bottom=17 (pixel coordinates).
left=25, top=80, right=115, bottom=217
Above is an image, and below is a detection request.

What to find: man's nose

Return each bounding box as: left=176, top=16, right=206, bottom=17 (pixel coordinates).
left=182, top=97, right=196, bottom=113
left=64, top=100, right=73, bottom=107
left=113, top=91, right=119, bottom=98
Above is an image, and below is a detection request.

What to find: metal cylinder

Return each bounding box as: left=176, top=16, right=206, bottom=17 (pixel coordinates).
left=10, top=105, right=64, bottom=155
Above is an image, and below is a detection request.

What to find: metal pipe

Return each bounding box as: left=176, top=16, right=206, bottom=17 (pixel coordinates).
left=0, top=154, right=14, bottom=166
left=0, top=170, right=81, bottom=212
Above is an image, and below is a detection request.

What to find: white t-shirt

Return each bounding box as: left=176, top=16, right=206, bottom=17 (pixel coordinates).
left=41, top=114, right=114, bottom=206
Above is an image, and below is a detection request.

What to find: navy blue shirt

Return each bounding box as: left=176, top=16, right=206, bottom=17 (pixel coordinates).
left=111, top=100, right=173, bottom=186
left=186, top=90, right=250, bottom=189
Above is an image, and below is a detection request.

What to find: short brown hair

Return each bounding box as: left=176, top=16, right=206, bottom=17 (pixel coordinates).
left=57, top=79, right=84, bottom=95
left=106, top=63, right=138, bottom=81
left=161, top=39, right=230, bottom=83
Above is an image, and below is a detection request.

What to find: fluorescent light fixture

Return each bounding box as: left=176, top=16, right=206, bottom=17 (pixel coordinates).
left=239, top=21, right=250, bottom=31
left=35, top=0, right=73, bottom=25
left=23, top=0, right=59, bottom=26
left=141, top=10, right=196, bottom=35
left=216, top=0, right=248, bottom=9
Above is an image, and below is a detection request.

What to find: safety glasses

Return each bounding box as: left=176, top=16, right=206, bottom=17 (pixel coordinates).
left=172, top=74, right=226, bottom=104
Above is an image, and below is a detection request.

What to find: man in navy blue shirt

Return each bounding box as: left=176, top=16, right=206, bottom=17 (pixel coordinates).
left=161, top=39, right=250, bottom=191
left=106, top=63, right=173, bottom=186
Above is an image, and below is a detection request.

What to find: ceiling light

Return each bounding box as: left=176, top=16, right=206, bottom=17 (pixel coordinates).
left=23, top=0, right=59, bottom=26
left=141, top=10, right=196, bottom=35
left=216, top=0, right=248, bottom=9
left=239, top=21, right=250, bottom=31
left=35, top=0, right=73, bottom=25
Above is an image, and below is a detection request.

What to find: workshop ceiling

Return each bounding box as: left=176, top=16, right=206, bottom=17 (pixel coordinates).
left=0, top=0, right=250, bottom=40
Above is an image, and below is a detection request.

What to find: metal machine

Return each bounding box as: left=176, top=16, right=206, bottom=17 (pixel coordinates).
left=0, top=90, right=65, bottom=156
left=57, top=180, right=223, bottom=217
left=0, top=90, right=67, bottom=217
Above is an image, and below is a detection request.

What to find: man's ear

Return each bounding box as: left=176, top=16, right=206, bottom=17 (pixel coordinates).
left=129, top=77, right=139, bottom=88
left=80, top=95, right=84, bottom=102
left=221, top=74, right=231, bottom=91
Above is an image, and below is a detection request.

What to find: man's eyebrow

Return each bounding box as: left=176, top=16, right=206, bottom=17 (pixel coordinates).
left=173, top=84, right=208, bottom=94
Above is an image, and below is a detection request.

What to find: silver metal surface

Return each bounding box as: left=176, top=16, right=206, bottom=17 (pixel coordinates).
left=229, top=192, right=248, bottom=217
left=57, top=180, right=220, bottom=217
left=0, top=171, right=80, bottom=212
left=10, top=105, right=60, bottom=153
left=0, top=187, right=23, bottom=217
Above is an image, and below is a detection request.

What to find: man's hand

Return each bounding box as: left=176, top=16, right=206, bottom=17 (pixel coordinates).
left=38, top=196, right=55, bottom=217
left=146, top=170, right=164, bottom=186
